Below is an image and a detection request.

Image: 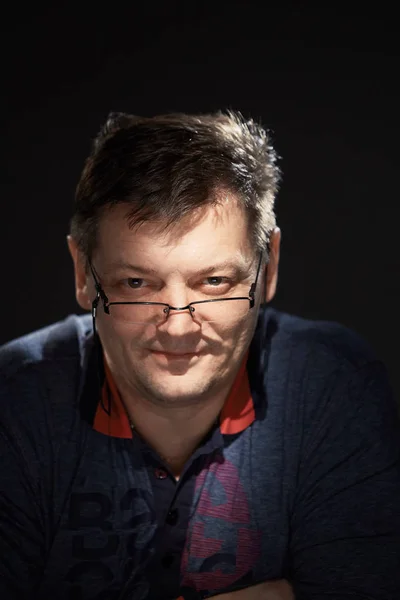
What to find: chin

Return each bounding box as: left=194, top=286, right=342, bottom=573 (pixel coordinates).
left=140, top=374, right=217, bottom=407
left=126, top=350, right=230, bottom=406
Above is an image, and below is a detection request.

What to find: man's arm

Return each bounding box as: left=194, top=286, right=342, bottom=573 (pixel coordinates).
left=208, top=579, right=294, bottom=600
left=288, top=360, right=400, bottom=599
left=176, top=579, right=294, bottom=600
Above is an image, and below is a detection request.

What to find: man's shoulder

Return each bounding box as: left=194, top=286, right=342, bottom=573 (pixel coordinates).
left=0, top=314, right=93, bottom=381
left=261, top=307, right=378, bottom=371
left=254, top=309, right=394, bottom=431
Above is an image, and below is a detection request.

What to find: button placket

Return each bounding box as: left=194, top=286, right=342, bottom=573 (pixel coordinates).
left=154, top=467, right=168, bottom=480
left=166, top=507, right=179, bottom=525
left=161, top=553, right=175, bottom=568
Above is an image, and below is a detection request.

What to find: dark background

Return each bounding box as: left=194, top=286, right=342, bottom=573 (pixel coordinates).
left=1, top=3, right=399, bottom=400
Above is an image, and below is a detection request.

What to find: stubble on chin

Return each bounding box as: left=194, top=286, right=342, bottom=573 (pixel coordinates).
left=125, top=354, right=229, bottom=409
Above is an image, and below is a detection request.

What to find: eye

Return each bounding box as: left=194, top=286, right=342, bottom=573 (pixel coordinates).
left=204, top=276, right=226, bottom=286
left=126, top=278, right=147, bottom=289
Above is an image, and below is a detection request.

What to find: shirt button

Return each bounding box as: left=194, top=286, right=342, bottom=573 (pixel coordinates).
left=154, top=468, right=168, bottom=480
left=161, top=553, right=175, bottom=568
left=166, top=508, right=179, bottom=525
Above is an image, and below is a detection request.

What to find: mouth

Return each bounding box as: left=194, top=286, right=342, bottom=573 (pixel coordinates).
left=151, top=350, right=201, bottom=359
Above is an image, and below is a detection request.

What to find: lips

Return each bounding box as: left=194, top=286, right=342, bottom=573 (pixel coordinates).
left=151, top=350, right=200, bottom=358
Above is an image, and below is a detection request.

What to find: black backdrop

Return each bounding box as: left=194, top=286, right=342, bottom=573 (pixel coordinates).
left=2, top=3, right=399, bottom=401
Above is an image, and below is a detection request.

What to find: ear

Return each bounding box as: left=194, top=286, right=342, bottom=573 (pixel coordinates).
left=67, top=235, right=92, bottom=311
left=264, top=227, right=281, bottom=303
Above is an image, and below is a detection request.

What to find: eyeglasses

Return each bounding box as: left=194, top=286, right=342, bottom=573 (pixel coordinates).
left=89, top=252, right=264, bottom=326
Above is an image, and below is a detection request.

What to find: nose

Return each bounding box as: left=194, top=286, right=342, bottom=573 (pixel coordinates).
left=157, top=308, right=198, bottom=339
left=159, top=285, right=199, bottom=335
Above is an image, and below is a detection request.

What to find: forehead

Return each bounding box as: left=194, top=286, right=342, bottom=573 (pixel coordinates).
left=95, top=199, right=253, bottom=266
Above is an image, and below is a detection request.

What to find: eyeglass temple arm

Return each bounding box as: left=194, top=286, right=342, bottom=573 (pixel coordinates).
left=87, top=262, right=112, bottom=415
left=89, top=261, right=110, bottom=315
left=248, top=251, right=265, bottom=307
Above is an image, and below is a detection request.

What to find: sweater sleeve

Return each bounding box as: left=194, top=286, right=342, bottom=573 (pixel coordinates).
left=289, top=361, right=400, bottom=600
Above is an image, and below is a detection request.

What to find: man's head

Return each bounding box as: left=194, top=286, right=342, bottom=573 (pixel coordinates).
left=68, top=110, right=281, bottom=408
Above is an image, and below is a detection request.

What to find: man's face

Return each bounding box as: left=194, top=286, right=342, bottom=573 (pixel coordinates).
left=69, top=200, right=279, bottom=408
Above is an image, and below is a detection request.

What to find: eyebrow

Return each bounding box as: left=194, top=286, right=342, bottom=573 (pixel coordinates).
left=107, top=258, right=251, bottom=277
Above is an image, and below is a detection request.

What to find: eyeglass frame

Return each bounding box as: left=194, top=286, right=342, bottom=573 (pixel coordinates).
left=89, top=250, right=265, bottom=324
left=89, top=250, right=266, bottom=417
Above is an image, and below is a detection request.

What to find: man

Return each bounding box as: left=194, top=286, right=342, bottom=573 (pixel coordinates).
left=0, top=110, right=399, bottom=600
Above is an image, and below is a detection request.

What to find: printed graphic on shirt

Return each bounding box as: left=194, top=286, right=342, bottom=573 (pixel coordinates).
left=62, top=485, right=157, bottom=600
left=181, top=455, right=262, bottom=595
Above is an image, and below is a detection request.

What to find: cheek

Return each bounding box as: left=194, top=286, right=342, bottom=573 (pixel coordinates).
left=95, top=318, right=128, bottom=359
left=216, top=313, right=254, bottom=339
left=206, top=321, right=254, bottom=359
left=230, top=316, right=258, bottom=354
left=100, top=320, right=154, bottom=354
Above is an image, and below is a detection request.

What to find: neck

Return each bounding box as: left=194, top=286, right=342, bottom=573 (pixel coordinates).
left=111, top=371, right=236, bottom=477
left=125, top=385, right=226, bottom=465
